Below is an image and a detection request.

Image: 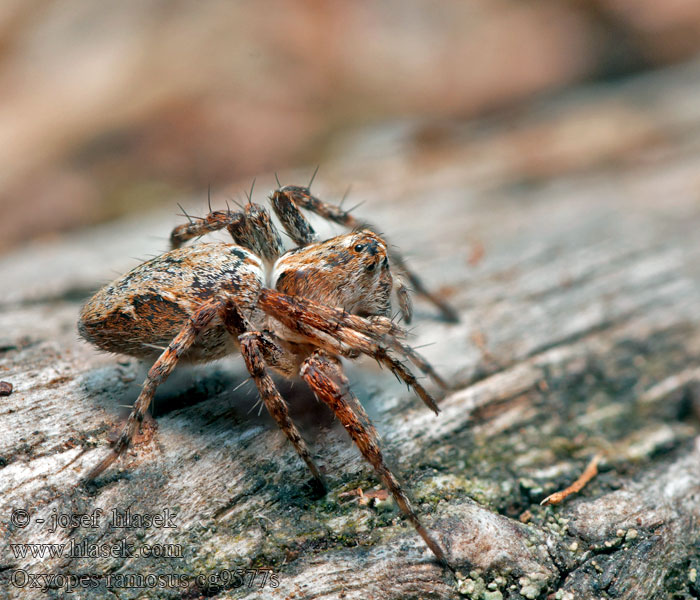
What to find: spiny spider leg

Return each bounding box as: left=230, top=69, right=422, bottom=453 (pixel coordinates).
left=300, top=351, right=448, bottom=567
left=85, top=297, right=325, bottom=486
left=270, top=188, right=317, bottom=246
left=382, top=335, right=447, bottom=390
left=394, top=280, right=414, bottom=324
left=238, top=331, right=326, bottom=490
left=170, top=210, right=244, bottom=248
left=272, top=185, right=459, bottom=323
left=170, top=202, right=283, bottom=264
left=257, top=289, right=441, bottom=414
left=258, top=288, right=443, bottom=387
left=255, top=291, right=446, bottom=389
left=387, top=250, right=458, bottom=323
left=217, top=298, right=326, bottom=488
left=85, top=300, right=221, bottom=481
left=226, top=203, right=283, bottom=263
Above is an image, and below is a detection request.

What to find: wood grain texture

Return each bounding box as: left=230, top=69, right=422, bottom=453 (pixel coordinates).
left=1, top=61, right=700, bottom=599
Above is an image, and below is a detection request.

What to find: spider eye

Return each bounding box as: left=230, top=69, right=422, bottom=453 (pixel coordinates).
left=354, top=244, right=365, bottom=252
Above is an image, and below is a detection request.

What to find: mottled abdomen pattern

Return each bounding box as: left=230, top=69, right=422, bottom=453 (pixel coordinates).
left=78, top=243, right=264, bottom=362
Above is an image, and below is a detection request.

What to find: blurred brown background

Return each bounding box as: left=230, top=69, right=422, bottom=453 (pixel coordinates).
left=2, top=0, right=700, bottom=253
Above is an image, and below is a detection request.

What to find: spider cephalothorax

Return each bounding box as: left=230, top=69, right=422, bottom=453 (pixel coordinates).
left=79, top=180, right=457, bottom=566
left=272, top=230, right=393, bottom=318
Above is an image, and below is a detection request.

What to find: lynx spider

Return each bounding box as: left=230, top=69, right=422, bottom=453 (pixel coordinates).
left=78, top=176, right=458, bottom=565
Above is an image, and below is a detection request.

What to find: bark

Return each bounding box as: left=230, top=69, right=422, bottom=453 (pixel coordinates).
left=1, top=60, right=700, bottom=600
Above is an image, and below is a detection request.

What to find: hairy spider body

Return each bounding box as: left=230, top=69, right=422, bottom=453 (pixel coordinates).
left=79, top=243, right=264, bottom=362
left=79, top=182, right=456, bottom=566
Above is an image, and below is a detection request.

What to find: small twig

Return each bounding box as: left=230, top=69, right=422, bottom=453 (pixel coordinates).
left=540, top=453, right=602, bottom=506
left=338, top=487, right=390, bottom=506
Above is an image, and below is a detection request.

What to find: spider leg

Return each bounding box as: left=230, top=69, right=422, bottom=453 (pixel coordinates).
left=226, top=203, right=284, bottom=263
left=382, top=334, right=448, bottom=390
left=84, top=300, right=221, bottom=481
left=170, top=210, right=245, bottom=248
left=300, top=351, right=448, bottom=566
left=394, top=274, right=414, bottom=324
left=216, top=298, right=325, bottom=488
left=237, top=331, right=326, bottom=490
left=273, top=185, right=459, bottom=323
left=258, top=289, right=443, bottom=414
left=170, top=200, right=284, bottom=264
left=270, top=188, right=318, bottom=246
left=386, top=250, right=458, bottom=323
left=259, top=289, right=446, bottom=388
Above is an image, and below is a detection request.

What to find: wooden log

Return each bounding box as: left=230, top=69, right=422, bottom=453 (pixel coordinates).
left=1, top=60, right=700, bottom=599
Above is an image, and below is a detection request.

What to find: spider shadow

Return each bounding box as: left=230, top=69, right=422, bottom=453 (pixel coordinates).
left=81, top=356, right=401, bottom=500
left=81, top=358, right=341, bottom=441
left=150, top=362, right=341, bottom=435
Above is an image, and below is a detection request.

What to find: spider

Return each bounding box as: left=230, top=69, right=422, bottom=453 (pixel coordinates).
left=78, top=179, right=458, bottom=566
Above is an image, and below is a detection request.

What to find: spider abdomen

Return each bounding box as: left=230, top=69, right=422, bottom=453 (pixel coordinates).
left=78, top=243, right=264, bottom=362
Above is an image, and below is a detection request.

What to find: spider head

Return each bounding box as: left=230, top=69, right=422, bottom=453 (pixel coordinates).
left=272, top=230, right=393, bottom=317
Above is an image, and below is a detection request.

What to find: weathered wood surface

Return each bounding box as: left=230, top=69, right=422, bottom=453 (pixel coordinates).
left=2, top=61, right=700, bottom=600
